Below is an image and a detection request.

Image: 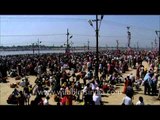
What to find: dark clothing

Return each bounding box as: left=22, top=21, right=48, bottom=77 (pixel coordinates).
left=126, top=86, right=134, bottom=98
left=151, top=80, right=157, bottom=95
left=144, top=81, right=151, bottom=95
left=18, top=94, right=26, bottom=106
left=84, top=90, right=94, bottom=105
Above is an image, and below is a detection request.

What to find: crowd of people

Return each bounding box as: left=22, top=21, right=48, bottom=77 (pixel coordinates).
left=0, top=49, right=160, bottom=105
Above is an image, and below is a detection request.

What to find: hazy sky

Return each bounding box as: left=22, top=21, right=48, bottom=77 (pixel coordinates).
left=0, top=15, right=159, bottom=48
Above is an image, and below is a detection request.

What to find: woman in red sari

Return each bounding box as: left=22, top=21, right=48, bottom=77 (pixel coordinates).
left=60, top=88, right=72, bottom=105
left=122, top=78, right=129, bottom=94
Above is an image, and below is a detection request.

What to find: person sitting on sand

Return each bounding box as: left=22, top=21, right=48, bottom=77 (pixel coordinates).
left=136, top=96, right=144, bottom=105
left=121, top=94, right=133, bottom=105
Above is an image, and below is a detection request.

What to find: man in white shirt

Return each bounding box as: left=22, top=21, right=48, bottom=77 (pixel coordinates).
left=92, top=90, right=102, bottom=105
left=122, top=95, right=132, bottom=105
left=136, top=96, right=144, bottom=105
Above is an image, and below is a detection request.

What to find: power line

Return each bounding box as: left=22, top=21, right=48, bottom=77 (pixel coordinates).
left=1, top=15, right=157, bottom=32
left=1, top=16, right=88, bottom=23
left=0, top=33, right=126, bottom=38
left=103, top=19, right=156, bottom=32
left=0, top=33, right=66, bottom=37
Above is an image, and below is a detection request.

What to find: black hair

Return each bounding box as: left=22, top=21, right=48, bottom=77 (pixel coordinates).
left=139, top=96, right=143, bottom=103
left=46, top=96, right=50, bottom=100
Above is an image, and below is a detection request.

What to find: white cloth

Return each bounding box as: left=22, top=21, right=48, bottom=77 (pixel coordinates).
left=93, top=93, right=101, bottom=105
left=122, top=96, right=132, bottom=105
left=91, top=83, right=96, bottom=90
left=43, top=98, right=49, bottom=105
left=19, top=81, right=26, bottom=87
left=83, top=86, right=87, bottom=93
left=136, top=101, right=144, bottom=105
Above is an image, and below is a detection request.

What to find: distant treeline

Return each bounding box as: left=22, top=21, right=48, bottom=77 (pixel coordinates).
left=0, top=45, right=150, bottom=51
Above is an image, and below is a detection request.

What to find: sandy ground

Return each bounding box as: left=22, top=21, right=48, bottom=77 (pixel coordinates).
left=0, top=61, right=160, bottom=105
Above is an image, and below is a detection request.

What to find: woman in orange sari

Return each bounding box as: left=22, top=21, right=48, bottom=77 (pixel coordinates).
left=65, top=88, right=73, bottom=105
left=122, top=78, right=129, bottom=94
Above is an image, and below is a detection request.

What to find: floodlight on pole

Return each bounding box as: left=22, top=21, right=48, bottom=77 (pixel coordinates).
left=101, top=15, right=104, bottom=20
left=66, top=29, right=73, bottom=54
left=88, top=15, right=104, bottom=80
left=127, top=26, right=131, bottom=48
left=70, top=36, right=73, bottom=39
left=88, top=20, right=93, bottom=26
left=99, top=15, right=104, bottom=29
left=37, top=39, right=42, bottom=55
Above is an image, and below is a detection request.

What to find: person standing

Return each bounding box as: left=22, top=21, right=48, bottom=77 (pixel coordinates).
left=143, top=71, right=151, bottom=95
left=122, top=78, right=129, bottom=94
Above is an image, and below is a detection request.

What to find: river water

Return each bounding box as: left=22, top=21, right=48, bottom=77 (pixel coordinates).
left=0, top=50, right=86, bottom=56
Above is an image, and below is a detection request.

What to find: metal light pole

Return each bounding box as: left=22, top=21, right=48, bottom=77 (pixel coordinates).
left=155, top=30, right=160, bottom=74
left=67, top=29, right=69, bottom=53
left=38, top=39, right=41, bottom=55
left=155, top=30, right=160, bottom=56
left=88, top=40, right=90, bottom=51
left=65, top=29, right=72, bottom=54
left=151, top=42, right=153, bottom=50
left=32, top=43, right=35, bottom=55
left=116, top=40, right=119, bottom=50
left=155, top=38, right=157, bottom=52
left=88, top=15, right=103, bottom=79
left=95, top=15, right=99, bottom=79
left=127, top=26, right=131, bottom=48
left=84, top=43, right=86, bottom=52
left=137, top=42, right=139, bottom=51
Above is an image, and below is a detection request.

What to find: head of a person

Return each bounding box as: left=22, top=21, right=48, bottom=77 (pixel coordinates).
left=139, top=96, right=143, bottom=103
left=86, top=83, right=90, bottom=87
left=19, top=91, right=23, bottom=95
left=46, top=96, right=50, bottom=100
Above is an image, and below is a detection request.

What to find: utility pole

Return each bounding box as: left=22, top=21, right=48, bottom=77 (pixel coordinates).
left=156, top=16, right=160, bottom=72
left=88, top=40, right=90, bottom=51
left=32, top=43, right=34, bottom=55
left=37, top=39, right=41, bottom=55
left=151, top=42, right=153, bottom=50
left=116, top=40, right=119, bottom=50
left=38, top=39, right=40, bottom=55
left=95, top=15, right=99, bottom=79
left=66, top=28, right=69, bottom=53
left=137, top=42, right=139, bottom=51
left=155, top=38, right=157, bottom=52
left=88, top=15, right=103, bottom=80
left=155, top=30, right=160, bottom=55
left=65, top=28, right=72, bottom=54
left=127, top=26, right=131, bottom=48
